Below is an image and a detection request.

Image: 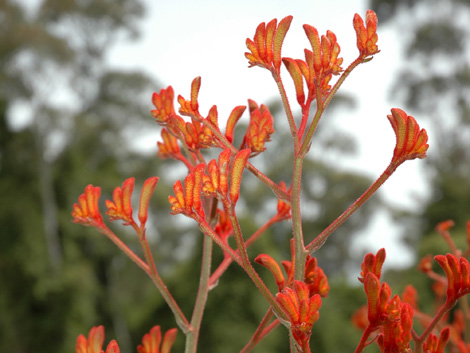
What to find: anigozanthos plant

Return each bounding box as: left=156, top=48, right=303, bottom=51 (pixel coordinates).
left=70, top=9, right=468, bottom=353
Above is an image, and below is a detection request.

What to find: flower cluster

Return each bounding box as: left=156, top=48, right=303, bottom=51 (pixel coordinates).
left=276, top=280, right=322, bottom=349
left=75, top=325, right=177, bottom=353
left=68, top=9, right=468, bottom=353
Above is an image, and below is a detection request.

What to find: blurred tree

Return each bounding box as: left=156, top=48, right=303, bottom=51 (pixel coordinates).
left=367, top=0, right=470, bottom=333
left=370, top=0, right=470, bottom=235
left=0, top=1, right=171, bottom=352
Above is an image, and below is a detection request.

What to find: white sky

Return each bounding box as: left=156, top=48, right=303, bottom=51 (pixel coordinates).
left=0, top=0, right=414, bottom=271
left=105, top=0, right=433, bottom=268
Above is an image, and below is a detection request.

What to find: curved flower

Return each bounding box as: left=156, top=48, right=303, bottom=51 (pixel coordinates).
left=276, top=280, right=322, bottom=348
left=75, top=325, right=107, bottom=353
left=245, top=16, right=293, bottom=76
left=137, top=326, right=178, bottom=353
left=241, top=100, right=274, bottom=154
left=303, top=25, right=343, bottom=78
left=435, top=253, right=470, bottom=302
left=387, top=108, right=429, bottom=173
left=358, top=248, right=386, bottom=283
left=423, top=328, right=450, bottom=353
left=105, top=177, right=135, bottom=225
left=151, top=86, right=176, bottom=124
left=157, top=128, right=181, bottom=160
left=378, top=301, right=414, bottom=353
left=71, top=185, right=105, bottom=228
left=353, top=10, right=380, bottom=59
left=256, top=251, right=329, bottom=297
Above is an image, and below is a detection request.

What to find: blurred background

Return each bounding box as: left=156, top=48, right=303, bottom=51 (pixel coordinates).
left=0, top=0, right=469, bottom=352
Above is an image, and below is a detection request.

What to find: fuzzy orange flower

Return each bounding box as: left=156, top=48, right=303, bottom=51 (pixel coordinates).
left=353, top=10, right=380, bottom=59
left=377, top=301, right=414, bottom=353
left=283, top=25, right=343, bottom=107
left=241, top=100, right=274, bottom=155
left=435, top=253, right=470, bottom=302
left=276, top=280, right=322, bottom=348
left=245, top=16, right=293, bottom=76
left=423, top=327, right=450, bottom=353
left=255, top=251, right=329, bottom=297
left=157, top=128, right=181, bottom=160
left=104, top=177, right=159, bottom=229
left=303, top=25, right=343, bottom=78
left=387, top=108, right=429, bottom=173
left=137, top=326, right=177, bottom=353
left=76, top=326, right=119, bottom=353
left=71, top=185, right=105, bottom=228
left=151, top=86, right=176, bottom=124
left=358, top=248, right=386, bottom=283
left=105, top=177, right=135, bottom=225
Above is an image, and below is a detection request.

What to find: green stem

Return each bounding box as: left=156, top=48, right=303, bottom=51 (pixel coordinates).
left=240, top=308, right=277, bottom=353
left=299, top=57, right=364, bottom=157
left=306, top=167, right=391, bottom=254
left=323, top=57, right=363, bottom=111
left=226, top=204, right=287, bottom=320
left=185, top=234, right=213, bottom=353
left=291, top=155, right=307, bottom=281
left=135, top=225, right=191, bottom=333
left=99, top=224, right=191, bottom=333
left=98, top=225, right=150, bottom=274
left=209, top=215, right=280, bottom=287
left=299, top=83, right=324, bottom=158
left=275, top=76, right=299, bottom=150
left=197, top=217, right=243, bottom=267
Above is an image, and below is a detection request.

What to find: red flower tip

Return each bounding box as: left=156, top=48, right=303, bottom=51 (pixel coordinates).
left=225, top=105, right=246, bottom=143
left=178, top=77, right=201, bottom=117
left=255, top=254, right=286, bottom=291
left=105, top=178, right=135, bottom=225
left=229, top=149, right=251, bottom=205
left=353, top=10, right=380, bottom=59
left=138, top=177, right=159, bottom=228
left=75, top=325, right=105, bottom=353
left=242, top=100, right=274, bottom=155
left=157, top=128, right=181, bottom=160
left=423, top=327, right=450, bottom=353
left=436, top=220, right=455, bottom=233
left=137, top=326, right=178, bottom=353
left=245, top=16, right=293, bottom=76
left=387, top=108, right=429, bottom=173
left=358, top=248, right=386, bottom=283
left=435, top=253, right=470, bottom=301
left=303, top=25, right=343, bottom=79
left=72, top=185, right=105, bottom=228
left=168, top=167, right=205, bottom=220
left=105, top=340, right=120, bottom=353
left=418, top=254, right=433, bottom=274
left=304, top=256, right=330, bottom=297
left=379, top=302, right=414, bottom=353
left=276, top=280, right=322, bottom=347
left=151, top=86, right=175, bottom=124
